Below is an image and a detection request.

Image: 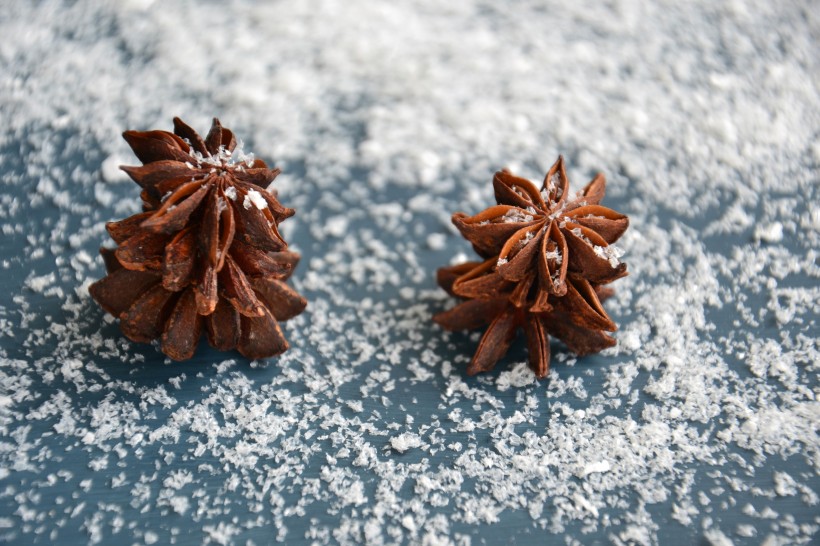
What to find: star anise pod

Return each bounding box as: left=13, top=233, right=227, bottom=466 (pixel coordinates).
left=451, top=156, right=628, bottom=300
left=89, top=117, right=306, bottom=360
left=434, top=157, right=629, bottom=378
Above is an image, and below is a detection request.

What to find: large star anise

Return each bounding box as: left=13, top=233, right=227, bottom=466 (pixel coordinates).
left=90, top=117, right=306, bottom=360
left=434, top=157, right=629, bottom=378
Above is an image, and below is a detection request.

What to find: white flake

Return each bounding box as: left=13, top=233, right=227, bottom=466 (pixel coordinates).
left=426, top=232, right=446, bottom=250
left=390, top=433, right=422, bottom=453
left=593, top=244, right=624, bottom=267
left=754, top=222, right=784, bottom=243
left=243, top=189, right=267, bottom=210
left=580, top=460, right=612, bottom=477
left=325, top=215, right=349, bottom=238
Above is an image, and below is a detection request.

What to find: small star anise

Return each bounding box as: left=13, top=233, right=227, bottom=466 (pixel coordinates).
left=90, top=117, right=306, bottom=360
left=434, top=157, right=629, bottom=378
left=451, top=156, right=628, bottom=301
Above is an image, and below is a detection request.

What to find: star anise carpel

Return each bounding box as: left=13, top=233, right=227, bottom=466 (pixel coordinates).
left=434, top=156, right=629, bottom=379
left=90, top=117, right=306, bottom=361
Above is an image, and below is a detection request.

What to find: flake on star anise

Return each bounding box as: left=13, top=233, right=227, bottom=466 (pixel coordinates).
left=89, top=117, right=306, bottom=360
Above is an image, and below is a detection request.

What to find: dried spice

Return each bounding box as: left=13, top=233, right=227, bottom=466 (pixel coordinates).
left=434, top=157, right=629, bottom=378
left=90, top=117, right=306, bottom=360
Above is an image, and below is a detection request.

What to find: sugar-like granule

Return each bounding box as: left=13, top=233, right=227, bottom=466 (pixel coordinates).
left=242, top=189, right=267, bottom=211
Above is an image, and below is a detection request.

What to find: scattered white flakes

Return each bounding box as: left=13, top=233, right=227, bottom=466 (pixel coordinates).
left=759, top=534, right=781, bottom=546
left=93, top=182, right=115, bottom=206
left=346, top=400, right=364, bottom=412
left=203, top=522, right=241, bottom=546
left=402, top=514, right=417, bottom=533
left=169, top=496, right=190, bottom=515
left=703, top=202, right=755, bottom=235
left=88, top=456, right=108, bottom=471
left=520, top=230, right=534, bottom=246
left=190, top=141, right=255, bottom=171
left=544, top=248, right=562, bottom=264
left=503, top=207, right=536, bottom=223
left=0, top=1, right=817, bottom=545
left=60, top=358, right=84, bottom=382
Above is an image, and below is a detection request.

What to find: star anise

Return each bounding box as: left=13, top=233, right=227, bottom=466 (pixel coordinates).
left=451, top=156, right=628, bottom=301
left=434, top=157, right=629, bottom=378
left=89, top=117, right=306, bottom=360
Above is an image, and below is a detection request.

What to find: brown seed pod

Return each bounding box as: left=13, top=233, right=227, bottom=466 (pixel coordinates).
left=434, top=157, right=629, bottom=378
left=90, top=118, right=306, bottom=360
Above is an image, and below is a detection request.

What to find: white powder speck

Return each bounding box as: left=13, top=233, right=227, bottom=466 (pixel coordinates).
left=593, top=244, right=624, bottom=267
left=25, top=272, right=55, bottom=292
left=773, top=471, right=798, bottom=497
left=754, top=222, right=784, bottom=243
left=325, top=215, right=349, bottom=238
left=703, top=527, right=734, bottom=546
left=169, top=496, right=189, bottom=515
left=427, top=232, right=446, bottom=250
left=450, top=252, right=469, bottom=265
left=101, top=155, right=128, bottom=183
left=243, top=189, right=267, bottom=210
left=736, top=524, right=756, bottom=538
left=580, top=460, right=612, bottom=477
left=391, top=433, right=422, bottom=453
left=402, top=515, right=417, bottom=533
